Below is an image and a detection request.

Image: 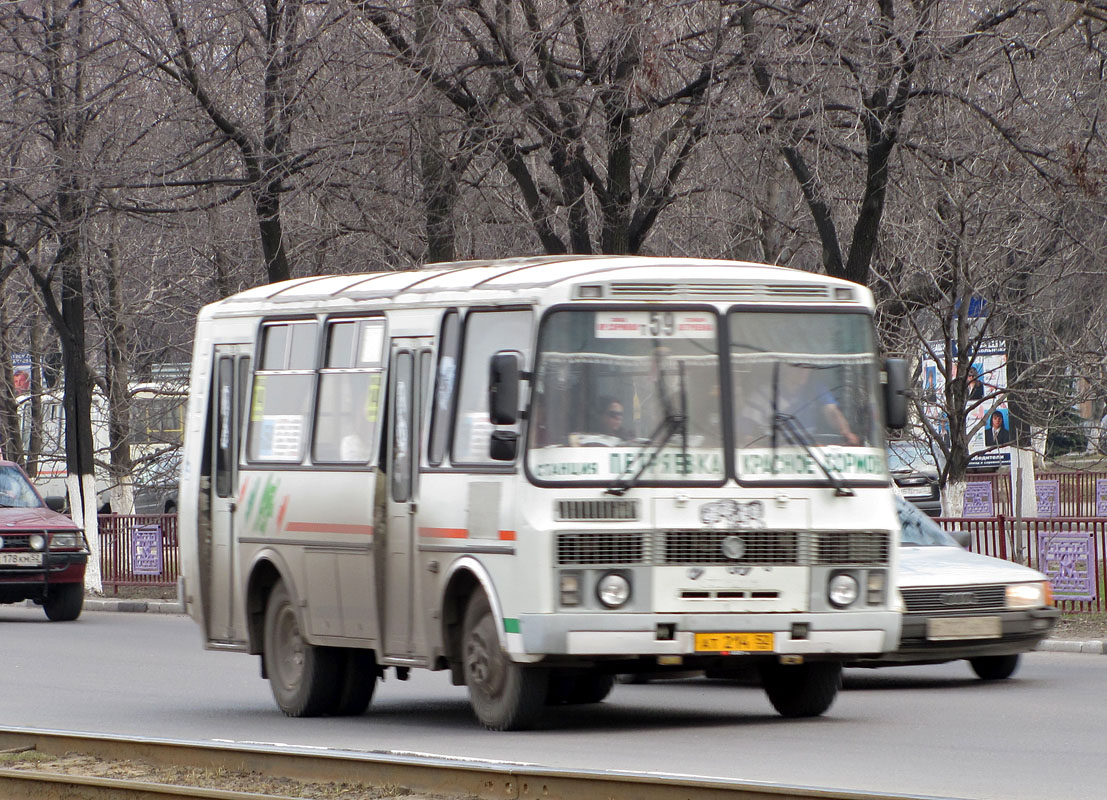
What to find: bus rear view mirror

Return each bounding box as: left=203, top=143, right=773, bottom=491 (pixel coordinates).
left=489, top=352, right=521, bottom=425
left=490, top=431, right=519, bottom=461
left=883, top=358, right=908, bottom=429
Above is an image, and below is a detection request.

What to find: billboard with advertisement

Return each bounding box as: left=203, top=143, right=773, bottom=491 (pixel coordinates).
left=12, top=353, right=31, bottom=394
left=920, top=338, right=1009, bottom=469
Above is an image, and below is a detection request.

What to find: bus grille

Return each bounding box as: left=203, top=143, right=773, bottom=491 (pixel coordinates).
left=557, top=532, right=646, bottom=565
left=555, top=499, right=640, bottom=521
left=663, top=530, right=798, bottom=565
left=554, top=530, right=890, bottom=566
left=812, top=531, right=890, bottom=565
left=901, top=585, right=1007, bottom=614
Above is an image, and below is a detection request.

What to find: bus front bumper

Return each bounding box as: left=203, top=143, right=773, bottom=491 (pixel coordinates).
left=516, top=611, right=899, bottom=658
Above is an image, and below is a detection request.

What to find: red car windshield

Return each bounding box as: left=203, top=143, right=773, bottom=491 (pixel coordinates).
left=0, top=466, right=42, bottom=509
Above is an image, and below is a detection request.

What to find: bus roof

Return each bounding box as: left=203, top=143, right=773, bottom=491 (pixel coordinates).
left=204, top=256, right=869, bottom=314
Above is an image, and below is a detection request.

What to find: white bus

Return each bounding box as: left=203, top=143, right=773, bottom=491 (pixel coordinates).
left=178, top=256, right=908, bottom=730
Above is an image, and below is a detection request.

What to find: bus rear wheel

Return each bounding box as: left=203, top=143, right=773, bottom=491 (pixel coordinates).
left=263, top=582, right=339, bottom=717
left=758, top=660, right=841, bottom=718
left=462, top=593, right=547, bottom=730
left=332, top=648, right=378, bottom=716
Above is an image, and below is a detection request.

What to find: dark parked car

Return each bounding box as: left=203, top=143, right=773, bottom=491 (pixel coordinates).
left=888, top=440, right=942, bottom=517
left=0, top=460, right=88, bottom=621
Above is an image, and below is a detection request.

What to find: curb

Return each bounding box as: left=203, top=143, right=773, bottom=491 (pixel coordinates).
left=1035, top=638, right=1105, bottom=655
left=83, top=598, right=185, bottom=614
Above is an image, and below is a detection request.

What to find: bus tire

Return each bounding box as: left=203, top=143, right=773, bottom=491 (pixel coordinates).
left=43, top=583, right=83, bottom=622
left=332, top=648, right=378, bottom=716
left=547, top=672, right=616, bottom=705
left=758, top=661, right=840, bottom=718
left=462, top=592, right=547, bottom=730
left=969, top=654, right=1019, bottom=681
left=263, top=582, right=340, bottom=717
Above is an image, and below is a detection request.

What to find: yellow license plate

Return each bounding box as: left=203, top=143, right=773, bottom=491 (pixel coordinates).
left=694, top=632, right=775, bottom=653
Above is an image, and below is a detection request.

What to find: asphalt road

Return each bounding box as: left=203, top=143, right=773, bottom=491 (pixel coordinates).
left=1, top=606, right=1102, bottom=800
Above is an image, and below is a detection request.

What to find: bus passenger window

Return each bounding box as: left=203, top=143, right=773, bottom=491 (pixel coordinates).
left=246, top=321, right=318, bottom=463
left=312, top=319, right=385, bottom=465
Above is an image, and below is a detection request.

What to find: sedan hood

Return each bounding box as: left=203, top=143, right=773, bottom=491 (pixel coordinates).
left=0, top=506, right=80, bottom=531
left=897, top=545, right=1047, bottom=588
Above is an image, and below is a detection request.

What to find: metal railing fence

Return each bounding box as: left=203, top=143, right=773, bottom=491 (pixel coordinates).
left=936, top=515, right=1106, bottom=614
left=96, top=514, right=179, bottom=594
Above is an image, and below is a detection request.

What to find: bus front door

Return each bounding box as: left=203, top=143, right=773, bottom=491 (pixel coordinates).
left=383, top=339, right=433, bottom=659
left=205, top=344, right=251, bottom=643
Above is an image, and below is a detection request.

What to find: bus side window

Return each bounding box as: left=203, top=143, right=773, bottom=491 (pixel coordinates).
left=312, top=318, right=385, bottom=465
left=450, top=309, right=533, bottom=465
left=427, top=310, right=459, bottom=466
left=246, top=321, right=318, bottom=463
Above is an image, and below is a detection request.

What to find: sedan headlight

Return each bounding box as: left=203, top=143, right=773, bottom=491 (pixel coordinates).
left=1007, top=581, right=1052, bottom=609
left=50, top=532, right=86, bottom=550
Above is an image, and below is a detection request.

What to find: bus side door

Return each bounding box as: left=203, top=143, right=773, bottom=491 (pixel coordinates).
left=383, top=338, right=433, bottom=659
left=205, top=344, right=251, bottom=643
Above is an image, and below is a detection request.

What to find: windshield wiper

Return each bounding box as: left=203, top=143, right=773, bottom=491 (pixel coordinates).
left=773, top=412, right=855, bottom=497
left=606, top=355, right=688, bottom=497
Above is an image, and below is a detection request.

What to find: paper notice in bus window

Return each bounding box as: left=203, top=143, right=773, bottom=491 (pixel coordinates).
left=364, top=374, right=381, bottom=422
left=359, top=322, right=385, bottom=366
left=594, top=311, right=715, bottom=339
left=459, top=412, right=492, bottom=461
left=258, top=415, right=304, bottom=461
left=250, top=377, right=267, bottom=421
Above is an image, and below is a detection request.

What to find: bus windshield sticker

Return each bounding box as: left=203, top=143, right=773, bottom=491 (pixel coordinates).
left=594, top=311, right=715, bottom=339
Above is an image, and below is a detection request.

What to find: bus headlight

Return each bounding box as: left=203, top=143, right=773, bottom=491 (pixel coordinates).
left=597, top=572, right=631, bottom=608
left=1007, top=581, right=1050, bottom=609
left=828, top=572, right=859, bottom=608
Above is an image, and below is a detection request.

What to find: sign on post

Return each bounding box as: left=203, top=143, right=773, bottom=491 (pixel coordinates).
left=963, top=482, right=995, bottom=517
left=1035, top=480, right=1060, bottom=518
left=131, top=524, right=164, bottom=576
left=1038, top=531, right=1097, bottom=602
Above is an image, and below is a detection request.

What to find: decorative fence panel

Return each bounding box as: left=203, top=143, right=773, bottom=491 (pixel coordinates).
left=963, top=471, right=1107, bottom=517
left=96, top=514, right=180, bottom=593
left=937, top=516, right=1106, bottom=614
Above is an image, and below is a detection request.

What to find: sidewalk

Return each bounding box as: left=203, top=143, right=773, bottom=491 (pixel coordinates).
left=75, top=598, right=1107, bottom=654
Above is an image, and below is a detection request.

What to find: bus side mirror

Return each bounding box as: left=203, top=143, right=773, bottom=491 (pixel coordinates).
left=883, top=358, right=908, bottom=429
left=490, top=431, right=518, bottom=461
left=489, top=352, right=521, bottom=425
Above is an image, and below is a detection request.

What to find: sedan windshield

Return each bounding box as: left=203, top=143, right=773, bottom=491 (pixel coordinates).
left=896, top=496, right=959, bottom=546
left=0, top=465, right=42, bottom=509
left=527, top=309, right=724, bottom=486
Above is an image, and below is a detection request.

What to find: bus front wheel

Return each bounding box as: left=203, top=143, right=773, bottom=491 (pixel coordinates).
left=263, top=582, right=339, bottom=717
left=462, top=593, right=547, bottom=730
left=758, top=660, right=841, bottom=718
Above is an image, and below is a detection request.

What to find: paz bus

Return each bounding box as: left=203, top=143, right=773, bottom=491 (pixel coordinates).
left=177, top=255, right=908, bottom=730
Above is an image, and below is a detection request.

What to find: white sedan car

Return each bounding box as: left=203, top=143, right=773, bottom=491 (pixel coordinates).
left=853, top=497, right=1059, bottom=680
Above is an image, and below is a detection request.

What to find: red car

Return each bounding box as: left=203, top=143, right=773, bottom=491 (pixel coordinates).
left=0, top=460, right=88, bottom=621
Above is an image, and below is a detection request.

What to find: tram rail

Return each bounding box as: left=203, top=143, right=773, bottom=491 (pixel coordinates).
left=0, top=727, right=946, bottom=800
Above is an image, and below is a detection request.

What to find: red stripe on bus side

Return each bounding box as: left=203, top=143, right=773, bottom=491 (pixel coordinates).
left=418, top=527, right=468, bottom=539
left=284, top=521, right=376, bottom=536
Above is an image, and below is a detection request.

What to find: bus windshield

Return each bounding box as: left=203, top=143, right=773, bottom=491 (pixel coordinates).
left=729, top=310, right=885, bottom=483
left=527, top=309, right=724, bottom=485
